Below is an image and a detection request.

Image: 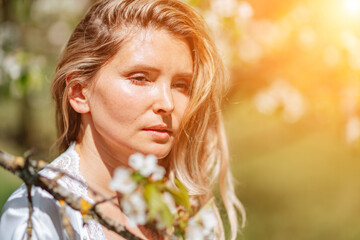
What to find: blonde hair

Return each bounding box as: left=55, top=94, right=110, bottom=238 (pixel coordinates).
left=51, top=0, right=245, bottom=238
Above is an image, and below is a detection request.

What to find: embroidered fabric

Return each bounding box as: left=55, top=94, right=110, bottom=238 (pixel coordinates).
left=40, top=142, right=107, bottom=240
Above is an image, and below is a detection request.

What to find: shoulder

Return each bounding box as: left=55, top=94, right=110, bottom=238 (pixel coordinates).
left=0, top=184, right=88, bottom=240
left=0, top=184, right=66, bottom=239
left=0, top=142, right=87, bottom=240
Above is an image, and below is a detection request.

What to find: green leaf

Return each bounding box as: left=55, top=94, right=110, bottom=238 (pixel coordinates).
left=144, top=183, right=174, bottom=230
left=131, top=171, right=146, bottom=182
left=167, top=179, right=191, bottom=213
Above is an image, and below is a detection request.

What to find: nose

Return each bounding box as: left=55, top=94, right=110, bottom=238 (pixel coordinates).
left=152, top=82, right=174, bottom=115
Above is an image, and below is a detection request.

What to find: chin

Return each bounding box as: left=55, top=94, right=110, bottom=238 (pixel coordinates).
left=152, top=151, right=171, bottom=160
left=142, top=147, right=171, bottom=160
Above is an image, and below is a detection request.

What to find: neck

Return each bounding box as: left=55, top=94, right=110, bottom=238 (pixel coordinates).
left=74, top=123, right=155, bottom=240
left=75, top=123, right=129, bottom=198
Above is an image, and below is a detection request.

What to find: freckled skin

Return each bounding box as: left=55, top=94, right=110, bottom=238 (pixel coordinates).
left=85, top=29, right=193, bottom=160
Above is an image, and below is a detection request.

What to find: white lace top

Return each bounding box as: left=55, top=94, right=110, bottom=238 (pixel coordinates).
left=0, top=143, right=107, bottom=240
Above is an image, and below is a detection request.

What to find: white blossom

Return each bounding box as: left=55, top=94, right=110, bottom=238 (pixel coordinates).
left=151, top=165, right=166, bottom=181
left=129, top=153, right=157, bottom=176
left=185, top=224, right=204, bottom=240
left=140, top=155, right=158, bottom=177
left=129, top=153, right=165, bottom=179
left=129, top=153, right=144, bottom=170
left=163, top=192, right=176, bottom=214
left=109, top=167, right=136, bottom=194
left=200, top=209, right=218, bottom=235
left=185, top=207, right=218, bottom=240
left=121, top=192, right=147, bottom=226
left=3, top=55, right=21, bottom=80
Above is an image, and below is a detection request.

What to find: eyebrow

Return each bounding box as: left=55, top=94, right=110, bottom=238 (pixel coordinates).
left=124, top=64, right=193, bottom=79
left=174, top=73, right=193, bottom=80
left=125, top=64, right=160, bottom=73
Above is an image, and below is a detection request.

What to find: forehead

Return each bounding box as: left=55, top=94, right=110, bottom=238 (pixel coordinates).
left=105, top=27, right=194, bottom=74
left=119, top=27, right=191, bottom=55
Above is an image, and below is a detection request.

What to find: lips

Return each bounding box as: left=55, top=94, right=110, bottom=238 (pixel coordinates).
left=143, top=124, right=172, bottom=133
left=143, top=124, right=172, bottom=141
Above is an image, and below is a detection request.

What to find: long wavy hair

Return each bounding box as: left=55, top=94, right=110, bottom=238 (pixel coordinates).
left=51, top=0, right=245, bottom=238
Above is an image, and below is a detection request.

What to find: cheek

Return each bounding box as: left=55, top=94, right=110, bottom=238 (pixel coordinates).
left=174, top=93, right=190, bottom=121
left=91, top=81, right=149, bottom=121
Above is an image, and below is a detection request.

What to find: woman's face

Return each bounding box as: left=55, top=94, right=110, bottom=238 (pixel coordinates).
left=85, top=28, right=193, bottom=160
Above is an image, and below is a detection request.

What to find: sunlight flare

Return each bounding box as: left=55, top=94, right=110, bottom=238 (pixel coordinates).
left=344, top=0, right=360, bottom=16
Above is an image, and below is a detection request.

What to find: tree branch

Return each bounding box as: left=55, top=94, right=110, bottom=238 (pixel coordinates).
left=0, top=150, right=142, bottom=240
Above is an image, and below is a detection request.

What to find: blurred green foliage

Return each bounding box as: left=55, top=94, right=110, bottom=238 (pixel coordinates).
left=1, top=0, right=360, bottom=239
left=225, top=100, right=360, bottom=240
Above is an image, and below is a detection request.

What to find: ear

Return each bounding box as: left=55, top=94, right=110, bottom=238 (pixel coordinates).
left=68, top=82, right=90, bottom=114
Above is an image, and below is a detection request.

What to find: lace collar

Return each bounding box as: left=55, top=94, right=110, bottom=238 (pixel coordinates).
left=41, top=142, right=107, bottom=240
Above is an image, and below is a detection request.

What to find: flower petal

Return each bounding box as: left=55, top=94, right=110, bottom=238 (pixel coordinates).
left=129, top=153, right=145, bottom=170
left=140, top=154, right=158, bottom=177
left=151, top=166, right=166, bottom=181
left=109, top=167, right=137, bottom=194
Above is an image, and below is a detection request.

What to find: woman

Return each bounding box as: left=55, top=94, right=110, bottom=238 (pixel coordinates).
left=0, top=0, right=245, bottom=239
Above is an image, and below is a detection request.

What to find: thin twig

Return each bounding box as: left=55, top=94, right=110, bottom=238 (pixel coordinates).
left=26, top=184, right=33, bottom=240
left=58, top=200, right=75, bottom=240
left=42, top=165, right=122, bottom=210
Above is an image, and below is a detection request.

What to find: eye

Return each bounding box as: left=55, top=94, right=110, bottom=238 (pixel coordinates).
left=128, top=73, right=150, bottom=85
left=173, top=80, right=190, bottom=93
